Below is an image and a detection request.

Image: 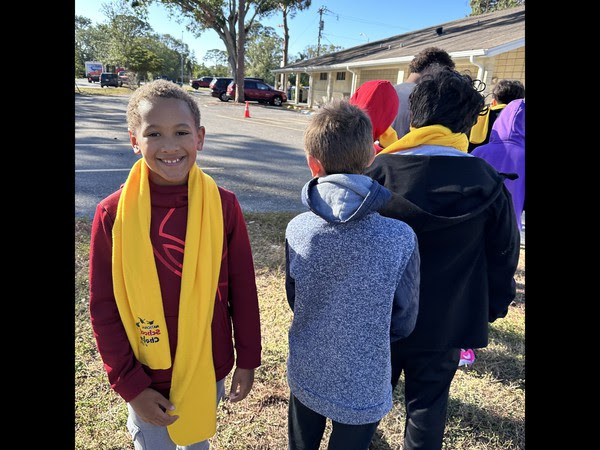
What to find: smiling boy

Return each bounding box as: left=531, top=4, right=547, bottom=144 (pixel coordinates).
left=89, top=80, right=261, bottom=449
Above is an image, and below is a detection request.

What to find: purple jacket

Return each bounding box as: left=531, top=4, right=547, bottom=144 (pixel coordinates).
left=472, top=99, right=525, bottom=230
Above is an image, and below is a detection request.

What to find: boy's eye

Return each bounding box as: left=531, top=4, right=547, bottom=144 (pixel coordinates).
left=146, top=132, right=160, bottom=137
left=177, top=131, right=190, bottom=136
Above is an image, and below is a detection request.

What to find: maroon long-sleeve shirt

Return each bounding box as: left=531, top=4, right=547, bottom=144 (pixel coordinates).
left=89, top=180, right=262, bottom=402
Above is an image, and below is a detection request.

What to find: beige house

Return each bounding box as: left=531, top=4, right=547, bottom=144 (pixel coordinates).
left=273, top=6, right=524, bottom=108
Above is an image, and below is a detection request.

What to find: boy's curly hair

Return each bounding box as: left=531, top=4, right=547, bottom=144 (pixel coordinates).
left=492, top=79, right=525, bottom=105
left=409, top=66, right=485, bottom=134
left=408, top=47, right=455, bottom=74
left=126, top=79, right=201, bottom=131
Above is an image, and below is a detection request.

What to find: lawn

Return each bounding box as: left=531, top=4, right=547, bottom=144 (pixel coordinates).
left=75, top=212, right=525, bottom=449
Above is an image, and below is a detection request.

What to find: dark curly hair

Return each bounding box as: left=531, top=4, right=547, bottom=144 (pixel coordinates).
left=492, top=79, right=525, bottom=105
left=408, top=65, right=485, bottom=134
left=408, top=47, right=455, bottom=74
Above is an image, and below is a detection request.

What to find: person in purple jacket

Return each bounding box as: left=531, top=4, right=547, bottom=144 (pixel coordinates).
left=472, top=99, right=525, bottom=230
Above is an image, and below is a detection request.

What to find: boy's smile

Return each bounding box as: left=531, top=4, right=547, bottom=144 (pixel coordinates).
left=129, top=97, right=205, bottom=186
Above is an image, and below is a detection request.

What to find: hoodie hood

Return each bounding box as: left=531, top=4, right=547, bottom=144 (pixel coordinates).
left=349, top=80, right=399, bottom=142
left=487, top=99, right=525, bottom=147
left=365, top=154, right=514, bottom=233
left=302, top=174, right=391, bottom=223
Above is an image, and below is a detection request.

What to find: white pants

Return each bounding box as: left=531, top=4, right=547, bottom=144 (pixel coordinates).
left=126, top=379, right=226, bottom=450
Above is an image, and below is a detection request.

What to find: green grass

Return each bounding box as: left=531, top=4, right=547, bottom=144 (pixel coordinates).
left=75, top=213, right=525, bottom=449
left=76, top=83, right=198, bottom=97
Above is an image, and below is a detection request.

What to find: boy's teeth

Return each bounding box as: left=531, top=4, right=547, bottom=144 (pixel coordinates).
left=162, top=158, right=181, bottom=164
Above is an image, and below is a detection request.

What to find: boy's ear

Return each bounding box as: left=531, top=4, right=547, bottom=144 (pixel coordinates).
left=306, top=154, right=326, bottom=178
left=128, top=130, right=141, bottom=154
left=366, top=145, right=377, bottom=167
left=196, top=126, right=206, bottom=152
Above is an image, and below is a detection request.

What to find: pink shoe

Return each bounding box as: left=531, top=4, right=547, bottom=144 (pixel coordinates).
left=459, top=348, right=476, bottom=367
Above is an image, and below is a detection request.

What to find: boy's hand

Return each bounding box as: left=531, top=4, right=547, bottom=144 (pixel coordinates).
left=129, top=388, right=179, bottom=426
left=228, top=368, right=255, bottom=403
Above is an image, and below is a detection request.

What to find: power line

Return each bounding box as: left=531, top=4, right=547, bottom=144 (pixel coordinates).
left=322, top=32, right=370, bottom=43
left=288, top=13, right=320, bottom=49
left=323, top=9, right=411, bottom=31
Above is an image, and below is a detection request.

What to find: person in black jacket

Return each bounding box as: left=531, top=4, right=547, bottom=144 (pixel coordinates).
left=364, top=66, right=520, bottom=450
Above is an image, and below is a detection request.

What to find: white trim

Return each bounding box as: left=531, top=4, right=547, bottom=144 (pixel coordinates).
left=448, top=49, right=487, bottom=58
left=484, top=38, right=525, bottom=57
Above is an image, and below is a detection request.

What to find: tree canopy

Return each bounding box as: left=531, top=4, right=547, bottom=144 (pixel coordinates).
left=469, top=0, right=524, bottom=15
left=75, top=2, right=198, bottom=83
left=245, top=24, right=283, bottom=84
left=133, top=1, right=275, bottom=79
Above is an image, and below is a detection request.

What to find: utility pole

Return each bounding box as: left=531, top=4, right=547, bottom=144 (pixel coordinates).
left=317, top=6, right=326, bottom=57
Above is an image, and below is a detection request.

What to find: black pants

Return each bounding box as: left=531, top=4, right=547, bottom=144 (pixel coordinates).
left=288, top=394, right=379, bottom=450
left=390, top=345, right=461, bottom=450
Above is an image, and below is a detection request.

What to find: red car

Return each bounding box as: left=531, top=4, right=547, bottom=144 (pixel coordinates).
left=226, top=79, right=287, bottom=106
left=190, top=76, right=214, bottom=89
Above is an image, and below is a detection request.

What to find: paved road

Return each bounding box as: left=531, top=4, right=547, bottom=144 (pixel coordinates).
left=75, top=89, right=313, bottom=218
left=75, top=86, right=525, bottom=246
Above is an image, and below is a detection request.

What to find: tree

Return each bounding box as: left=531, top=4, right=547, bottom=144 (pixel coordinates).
left=296, top=43, right=343, bottom=60
left=469, top=0, right=524, bottom=15
left=156, top=33, right=192, bottom=81
left=235, top=0, right=246, bottom=101
left=100, top=1, right=153, bottom=68
left=127, top=37, right=164, bottom=82
left=132, top=1, right=280, bottom=102
left=261, top=1, right=312, bottom=90
left=75, top=15, right=111, bottom=77
left=203, top=49, right=230, bottom=76
left=204, top=49, right=229, bottom=68
left=75, top=4, right=197, bottom=84
left=245, top=25, right=283, bottom=84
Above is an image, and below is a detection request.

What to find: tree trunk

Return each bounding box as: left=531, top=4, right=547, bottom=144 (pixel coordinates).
left=282, top=5, right=289, bottom=93
left=234, top=0, right=246, bottom=102
left=214, top=26, right=237, bottom=77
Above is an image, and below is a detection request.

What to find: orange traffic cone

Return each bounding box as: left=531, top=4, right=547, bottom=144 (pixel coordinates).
left=244, top=101, right=250, bottom=118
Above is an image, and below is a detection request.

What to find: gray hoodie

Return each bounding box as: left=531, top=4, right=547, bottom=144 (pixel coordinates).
left=285, top=173, right=420, bottom=425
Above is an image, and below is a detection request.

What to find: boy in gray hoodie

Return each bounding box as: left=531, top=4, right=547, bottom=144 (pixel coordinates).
left=285, top=100, right=420, bottom=450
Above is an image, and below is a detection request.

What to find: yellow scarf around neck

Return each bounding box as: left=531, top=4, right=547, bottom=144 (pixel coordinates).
left=469, top=104, right=506, bottom=144
left=377, top=124, right=469, bottom=154
left=377, top=126, right=399, bottom=148
left=112, top=158, right=223, bottom=445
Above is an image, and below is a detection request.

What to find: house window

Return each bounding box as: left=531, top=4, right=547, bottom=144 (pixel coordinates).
left=320, top=73, right=328, bottom=80
left=336, top=72, right=346, bottom=81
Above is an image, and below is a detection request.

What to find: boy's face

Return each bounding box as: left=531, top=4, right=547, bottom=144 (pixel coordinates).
left=129, top=97, right=205, bottom=186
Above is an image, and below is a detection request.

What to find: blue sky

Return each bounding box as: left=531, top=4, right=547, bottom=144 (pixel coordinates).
left=75, top=0, right=473, bottom=63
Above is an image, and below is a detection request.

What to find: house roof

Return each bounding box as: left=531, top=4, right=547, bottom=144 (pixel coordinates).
left=275, top=6, right=524, bottom=73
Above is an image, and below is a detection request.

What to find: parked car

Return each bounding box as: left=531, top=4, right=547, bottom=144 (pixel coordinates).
left=190, top=76, right=214, bottom=89
left=117, top=70, right=130, bottom=85
left=226, top=79, right=287, bottom=106
left=100, top=73, right=122, bottom=88
left=209, top=77, right=234, bottom=102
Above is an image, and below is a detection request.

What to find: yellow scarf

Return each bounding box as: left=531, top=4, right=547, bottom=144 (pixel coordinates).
left=112, top=159, right=223, bottom=445
left=378, top=124, right=469, bottom=154
left=377, top=126, right=399, bottom=148
left=469, top=104, right=506, bottom=144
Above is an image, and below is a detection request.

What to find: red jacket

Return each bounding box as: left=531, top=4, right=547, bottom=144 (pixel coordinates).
left=89, top=181, right=261, bottom=402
